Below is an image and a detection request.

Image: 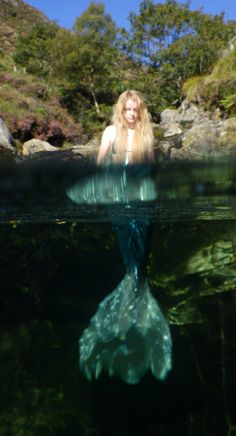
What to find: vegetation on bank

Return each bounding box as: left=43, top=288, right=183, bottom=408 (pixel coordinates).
left=182, top=43, right=236, bottom=115
left=0, top=63, right=84, bottom=146
left=0, top=0, right=236, bottom=147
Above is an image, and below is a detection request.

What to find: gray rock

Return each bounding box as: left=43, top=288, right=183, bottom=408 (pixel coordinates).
left=161, top=100, right=202, bottom=126
left=157, top=140, right=173, bottom=158
left=170, top=117, right=236, bottom=160
left=218, top=118, right=236, bottom=151
left=221, top=117, right=236, bottom=132
left=163, top=122, right=183, bottom=137
left=0, top=118, right=14, bottom=151
left=70, top=144, right=98, bottom=161
left=158, top=97, right=236, bottom=160
left=160, top=108, right=179, bottom=125
left=22, top=139, right=59, bottom=155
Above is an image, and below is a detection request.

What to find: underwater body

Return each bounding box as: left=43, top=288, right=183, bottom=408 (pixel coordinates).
left=1, top=159, right=236, bottom=434
left=67, top=166, right=172, bottom=384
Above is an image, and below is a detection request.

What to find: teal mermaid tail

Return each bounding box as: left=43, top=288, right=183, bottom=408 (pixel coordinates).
left=79, top=268, right=172, bottom=384
left=67, top=166, right=172, bottom=383
left=66, top=165, right=157, bottom=205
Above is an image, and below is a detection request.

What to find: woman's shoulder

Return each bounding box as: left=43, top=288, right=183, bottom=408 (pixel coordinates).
left=103, top=124, right=116, bottom=139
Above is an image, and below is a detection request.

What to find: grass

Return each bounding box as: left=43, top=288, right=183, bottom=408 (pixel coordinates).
left=182, top=45, right=236, bottom=115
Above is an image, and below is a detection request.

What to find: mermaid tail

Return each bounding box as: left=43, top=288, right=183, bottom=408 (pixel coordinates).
left=67, top=166, right=172, bottom=383
left=80, top=267, right=172, bottom=384
left=66, top=165, right=157, bottom=205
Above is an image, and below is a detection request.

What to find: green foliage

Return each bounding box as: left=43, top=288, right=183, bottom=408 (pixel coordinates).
left=5, top=0, right=236, bottom=138
left=19, top=4, right=124, bottom=130
left=125, top=0, right=236, bottom=110
left=211, top=45, right=236, bottom=81
left=0, top=71, right=83, bottom=144
left=34, top=106, right=48, bottom=117
left=220, top=94, right=236, bottom=112
left=74, top=2, right=116, bottom=41
left=182, top=75, right=209, bottom=102
left=13, top=22, right=59, bottom=79
left=68, top=3, right=122, bottom=114
left=153, top=125, right=165, bottom=140
left=128, top=0, right=234, bottom=72
left=181, top=45, right=236, bottom=115
left=0, top=62, right=7, bottom=72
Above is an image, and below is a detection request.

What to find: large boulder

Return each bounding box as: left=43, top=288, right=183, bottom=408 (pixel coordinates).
left=22, top=138, right=59, bottom=155
left=163, top=122, right=183, bottom=138
left=171, top=118, right=236, bottom=160
left=0, top=117, right=14, bottom=151
left=160, top=100, right=204, bottom=126
left=218, top=118, right=236, bottom=150
left=158, top=98, right=236, bottom=160
left=21, top=138, right=98, bottom=163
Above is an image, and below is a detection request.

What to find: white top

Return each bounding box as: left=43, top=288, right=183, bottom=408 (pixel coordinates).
left=125, top=128, right=134, bottom=164
left=97, top=125, right=134, bottom=165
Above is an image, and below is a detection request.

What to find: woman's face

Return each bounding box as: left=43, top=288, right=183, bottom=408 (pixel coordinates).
left=123, top=99, right=139, bottom=128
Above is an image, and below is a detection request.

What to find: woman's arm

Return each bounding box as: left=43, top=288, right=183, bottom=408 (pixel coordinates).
left=96, top=125, right=116, bottom=165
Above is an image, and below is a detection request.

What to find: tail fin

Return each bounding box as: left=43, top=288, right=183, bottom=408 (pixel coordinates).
left=79, top=269, right=172, bottom=384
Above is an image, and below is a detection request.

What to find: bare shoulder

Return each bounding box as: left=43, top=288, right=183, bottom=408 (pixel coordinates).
left=102, top=124, right=116, bottom=141
left=97, top=125, right=116, bottom=164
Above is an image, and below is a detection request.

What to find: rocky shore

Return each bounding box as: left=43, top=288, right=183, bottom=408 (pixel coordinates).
left=156, top=99, right=236, bottom=161
left=1, top=97, right=236, bottom=164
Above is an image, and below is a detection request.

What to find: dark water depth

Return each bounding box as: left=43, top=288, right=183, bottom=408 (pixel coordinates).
left=1, top=160, right=236, bottom=435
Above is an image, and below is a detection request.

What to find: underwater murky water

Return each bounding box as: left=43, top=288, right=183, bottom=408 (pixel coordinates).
left=1, top=161, right=236, bottom=435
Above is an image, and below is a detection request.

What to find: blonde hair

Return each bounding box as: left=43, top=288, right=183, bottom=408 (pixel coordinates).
left=112, top=90, right=154, bottom=163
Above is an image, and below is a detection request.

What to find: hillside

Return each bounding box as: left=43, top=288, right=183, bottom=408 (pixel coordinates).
left=0, top=0, right=85, bottom=148
left=0, top=0, right=51, bottom=54
left=1, top=0, right=236, bottom=155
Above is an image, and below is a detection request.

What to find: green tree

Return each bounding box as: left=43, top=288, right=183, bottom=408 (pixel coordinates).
left=126, top=0, right=236, bottom=110
left=12, top=5, right=125, bottom=134
left=13, top=22, right=59, bottom=80
left=67, top=2, right=122, bottom=116
left=48, top=2, right=126, bottom=133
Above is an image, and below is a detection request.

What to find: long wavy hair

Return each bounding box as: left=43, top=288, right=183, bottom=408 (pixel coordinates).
left=111, top=90, right=154, bottom=163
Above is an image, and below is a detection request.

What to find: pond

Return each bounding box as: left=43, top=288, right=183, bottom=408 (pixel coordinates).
left=0, top=159, right=236, bottom=435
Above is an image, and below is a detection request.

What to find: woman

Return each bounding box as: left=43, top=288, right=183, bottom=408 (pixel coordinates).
left=96, top=90, right=155, bottom=165
left=67, top=91, right=172, bottom=384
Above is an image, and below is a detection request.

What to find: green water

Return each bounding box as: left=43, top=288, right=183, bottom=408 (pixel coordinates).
left=1, top=161, right=236, bottom=435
